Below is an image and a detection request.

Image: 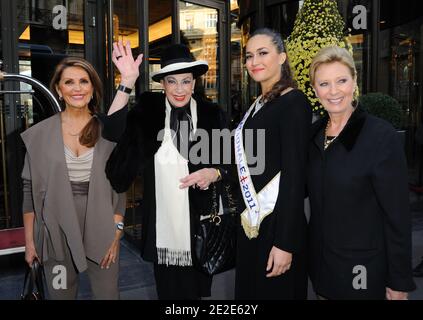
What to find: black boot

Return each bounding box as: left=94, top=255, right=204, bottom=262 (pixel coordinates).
left=413, top=258, right=423, bottom=277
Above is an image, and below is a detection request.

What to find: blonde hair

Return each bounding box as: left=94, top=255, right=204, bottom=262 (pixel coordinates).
left=309, top=46, right=357, bottom=86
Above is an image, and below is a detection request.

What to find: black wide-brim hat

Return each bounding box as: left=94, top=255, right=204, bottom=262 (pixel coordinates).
left=151, top=44, right=209, bottom=82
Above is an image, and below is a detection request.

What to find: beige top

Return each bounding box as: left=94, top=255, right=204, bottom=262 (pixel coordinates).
left=64, top=145, right=94, bottom=182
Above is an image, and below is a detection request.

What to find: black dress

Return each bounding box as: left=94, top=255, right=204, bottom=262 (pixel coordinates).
left=235, top=89, right=312, bottom=299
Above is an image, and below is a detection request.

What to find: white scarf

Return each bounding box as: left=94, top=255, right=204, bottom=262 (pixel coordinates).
left=154, top=98, right=197, bottom=266
left=235, top=96, right=281, bottom=239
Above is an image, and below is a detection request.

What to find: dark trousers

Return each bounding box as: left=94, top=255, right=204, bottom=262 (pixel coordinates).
left=154, top=263, right=212, bottom=300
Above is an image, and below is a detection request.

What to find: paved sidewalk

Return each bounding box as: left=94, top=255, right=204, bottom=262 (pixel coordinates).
left=1, top=201, right=422, bottom=300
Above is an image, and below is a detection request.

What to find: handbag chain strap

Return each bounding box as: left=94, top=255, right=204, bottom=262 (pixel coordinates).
left=210, top=183, right=221, bottom=226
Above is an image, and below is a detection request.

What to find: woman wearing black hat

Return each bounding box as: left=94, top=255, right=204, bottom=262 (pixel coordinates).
left=105, top=44, right=232, bottom=299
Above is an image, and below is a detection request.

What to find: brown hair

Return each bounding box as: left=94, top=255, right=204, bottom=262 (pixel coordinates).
left=248, top=28, right=296, bottom=102
left=50, top=57, right=103, bottom=147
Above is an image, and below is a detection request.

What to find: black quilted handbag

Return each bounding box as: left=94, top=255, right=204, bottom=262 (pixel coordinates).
left=21, top=260, right=45, bottom=300
left=193, top=180, right=238, bottom=275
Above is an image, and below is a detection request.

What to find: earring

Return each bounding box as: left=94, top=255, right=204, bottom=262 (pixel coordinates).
left=352, top=99, right=359, bottom=108
left=59, top=96, right=63, bottom=101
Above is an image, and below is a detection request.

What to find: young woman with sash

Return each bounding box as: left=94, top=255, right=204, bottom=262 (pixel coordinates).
left=234, top=28, right=312, bottom=299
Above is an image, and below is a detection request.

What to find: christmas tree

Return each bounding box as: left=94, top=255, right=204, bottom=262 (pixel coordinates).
left=286, top=0, right=352, bottom=115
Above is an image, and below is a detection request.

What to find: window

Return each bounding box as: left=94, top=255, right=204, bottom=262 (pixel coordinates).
left=206, top=13, right=217, bottom=28
left=185, top=15, right=194, bottom=30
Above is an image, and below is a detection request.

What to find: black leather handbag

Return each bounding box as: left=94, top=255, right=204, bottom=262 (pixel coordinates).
left=193, top=180, right=238, bottom=275
left=21, top=260, right=45, bottom=300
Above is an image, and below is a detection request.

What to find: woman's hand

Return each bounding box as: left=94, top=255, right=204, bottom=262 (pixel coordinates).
left=386, top=287, right=408, bottom=300
left=266, top=246, right=292, bottom=277
left=100, top=237, right=120, bottom=269
left=112, top=40, right=143, bottom=87
left=179, top=168, right=219, bottom=190
left=25, top=243, right=39, bottom=267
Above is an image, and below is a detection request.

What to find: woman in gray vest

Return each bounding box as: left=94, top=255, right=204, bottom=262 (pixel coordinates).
left=22, top=41, right=142, bottom=299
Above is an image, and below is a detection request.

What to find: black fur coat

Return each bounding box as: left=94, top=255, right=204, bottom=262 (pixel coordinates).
left=105, top=91, right=231, bottom=262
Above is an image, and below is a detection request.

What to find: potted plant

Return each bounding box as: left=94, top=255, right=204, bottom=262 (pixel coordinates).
left=360, top=92, right=406, bottom=129
left=360, top=92, right=407, bottom=144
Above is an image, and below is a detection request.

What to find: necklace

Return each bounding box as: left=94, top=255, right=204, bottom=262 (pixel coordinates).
left=324, top=120, right=337, bottom=150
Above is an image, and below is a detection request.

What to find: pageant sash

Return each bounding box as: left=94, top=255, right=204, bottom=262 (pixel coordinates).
left=235, top=96, right=281, bottom=239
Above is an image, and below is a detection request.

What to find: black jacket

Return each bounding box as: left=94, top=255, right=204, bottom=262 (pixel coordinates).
left=105, top=92, right=232, bottom=262
left=235, top=89, right=312, bottom=299
left=307, top=107, right=416, bottom=299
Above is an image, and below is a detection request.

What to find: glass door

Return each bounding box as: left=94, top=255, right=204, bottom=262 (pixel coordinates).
left=109, top=0, right=142, bottom=242
left=0, top=0, right=88, bottom=231
left=17, top=0, right=86, bottom=123
left=148, top=0, right=173, bottom=92
left=179, top=1, right=222, bottom=103
left=110, top=0, right=140, bottom=105
left=0, top=4, right=7, bottom=229
left=180, top=1, right=219, bottom=102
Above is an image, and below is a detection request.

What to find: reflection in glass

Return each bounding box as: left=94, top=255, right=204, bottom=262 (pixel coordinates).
left=230, top=0, right=242, bottom=125
left=113, top=0, right=139, bottom=105
left=0, top=6, right=6, bottom=229
left=112, top=0, right=141, bottom=241
left=17, top=0, right=85, bottom=123
left=148, top=0, right=172, bottom=92
left=179, top=1, right=219, bottom=103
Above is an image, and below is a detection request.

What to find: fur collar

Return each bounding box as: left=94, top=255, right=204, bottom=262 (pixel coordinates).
left=131, top=92, right=222, bottom=136
left=106, top=92, right=224, bottom=193
left=311, top=106, right=367, bottom=152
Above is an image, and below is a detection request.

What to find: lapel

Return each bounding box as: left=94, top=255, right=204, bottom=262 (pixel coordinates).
left=51, top=114, right=77, bottom=204
left=311, top=106, right=367, bottom=153
left=311, top=117, right=326, bottom=154
left=86, top=132, right=102, bottom=220
left=51, top=113, right=83, bottom=233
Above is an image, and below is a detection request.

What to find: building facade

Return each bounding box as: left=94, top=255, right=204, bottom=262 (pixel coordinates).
left=1, top=0, right=422, bottom=243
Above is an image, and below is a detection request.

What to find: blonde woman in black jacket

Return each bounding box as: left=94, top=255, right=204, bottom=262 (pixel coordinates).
left=307, top=46, right=416, bottom=300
